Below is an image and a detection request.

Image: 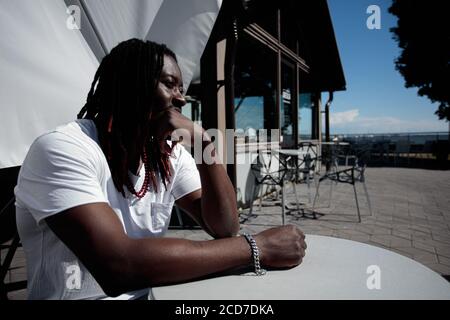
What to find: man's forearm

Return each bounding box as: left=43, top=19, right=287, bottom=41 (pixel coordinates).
left=197, top=141, right=240, bottom=238
left=109, top=235, right=251, bottom=296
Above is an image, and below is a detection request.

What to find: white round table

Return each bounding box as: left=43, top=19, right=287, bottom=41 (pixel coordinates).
left=151, top=235, right=450, bottom=300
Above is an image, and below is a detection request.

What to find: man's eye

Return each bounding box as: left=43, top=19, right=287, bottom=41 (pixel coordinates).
left=164, top=81, right=184, bottom=94
left=164, top=81, right=175, bottom=89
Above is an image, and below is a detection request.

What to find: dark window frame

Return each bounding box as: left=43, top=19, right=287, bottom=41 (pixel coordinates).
left=238, top=10, right=319, bottom=148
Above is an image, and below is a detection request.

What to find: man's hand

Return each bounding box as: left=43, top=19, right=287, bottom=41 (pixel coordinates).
left=153, top=106, right=239, bottom=238
left=254, top=225, right=307, bottom=268
left=151, top=108, right=207, bottom=154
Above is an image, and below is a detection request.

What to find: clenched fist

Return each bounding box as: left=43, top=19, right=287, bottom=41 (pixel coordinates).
left=254, top=225, right=306, bottom=269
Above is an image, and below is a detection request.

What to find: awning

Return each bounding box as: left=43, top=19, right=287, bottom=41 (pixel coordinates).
left=0, top=0, right=222, bottom=168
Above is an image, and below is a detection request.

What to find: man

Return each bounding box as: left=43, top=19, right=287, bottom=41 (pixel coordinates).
left=15, top=39, right=306, bottom=299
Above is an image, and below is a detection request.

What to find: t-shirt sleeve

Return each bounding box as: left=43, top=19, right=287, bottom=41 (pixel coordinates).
left=170, top=144, right=202, bottom=200
left=15, top=132, right=107, bottom=225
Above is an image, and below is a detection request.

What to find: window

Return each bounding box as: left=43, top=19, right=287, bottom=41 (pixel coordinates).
left=182, top=99, right=201, bottom=125
left=298, top=93, right=313, bottom=140
left=280, top=60, right=296, bottom=147
left=298, top=69, right=316, bottom=140
left=183, top=84, right=202, bottom=125
left=234, top=35, right=277, bottom=142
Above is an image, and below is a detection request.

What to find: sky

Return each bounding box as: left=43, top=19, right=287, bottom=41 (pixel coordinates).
left=326, top=0, right=448, bottom=134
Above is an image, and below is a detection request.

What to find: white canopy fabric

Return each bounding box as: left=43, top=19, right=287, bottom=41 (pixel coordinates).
left=0, top=0, right=98, bottom=169
left=81, top=0, right=164, bottom=52
left=144, top=0, right=222, bottom=89
left=0, top=0, right=222, bottom=168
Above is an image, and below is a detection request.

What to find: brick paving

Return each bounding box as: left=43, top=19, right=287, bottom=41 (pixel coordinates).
left=4, top=167, right=450, bottom=299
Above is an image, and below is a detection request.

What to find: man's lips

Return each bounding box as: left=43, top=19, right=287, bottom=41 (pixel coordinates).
left=151, top=106, right=182, bottom=120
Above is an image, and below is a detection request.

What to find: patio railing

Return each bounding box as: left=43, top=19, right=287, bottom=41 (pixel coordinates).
left=324, top=132, right=450, bottom=168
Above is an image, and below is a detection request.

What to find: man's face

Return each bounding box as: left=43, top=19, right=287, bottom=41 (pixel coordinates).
left=154, top=54, right=186, bottom=114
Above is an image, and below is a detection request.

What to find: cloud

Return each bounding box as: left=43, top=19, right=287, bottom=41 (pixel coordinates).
left=330, top=109, right=359, bottom=125
left=329, top=109, right=448, bottom=133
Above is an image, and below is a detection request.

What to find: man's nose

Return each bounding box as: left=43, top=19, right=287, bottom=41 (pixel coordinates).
left=173, top=89, right=186, bottom=108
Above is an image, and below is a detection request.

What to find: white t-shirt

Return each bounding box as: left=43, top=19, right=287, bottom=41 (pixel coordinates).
left=14, top=119, right=201, bottom=300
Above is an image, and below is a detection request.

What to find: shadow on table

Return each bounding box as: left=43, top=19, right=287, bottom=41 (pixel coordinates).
left=151, top=265, right=298, bottom=288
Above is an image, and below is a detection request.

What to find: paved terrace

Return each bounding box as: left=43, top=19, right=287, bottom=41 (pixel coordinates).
left=4, top=167, right=450, bottom=299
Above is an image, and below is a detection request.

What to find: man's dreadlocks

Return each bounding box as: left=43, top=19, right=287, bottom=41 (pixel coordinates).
left=77, top=38, right=176, bottom=197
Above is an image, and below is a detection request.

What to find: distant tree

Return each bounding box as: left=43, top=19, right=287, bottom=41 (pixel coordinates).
left=389, top=0, right=450, bottom=121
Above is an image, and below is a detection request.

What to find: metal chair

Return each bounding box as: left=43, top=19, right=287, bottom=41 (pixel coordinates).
left=242, top=149, right=300, bottom=225
left=294, top=145, right=321, bottom=203
left=312, top=149, right=373, bottom=222
left=281, top=144, right=320, bottom=205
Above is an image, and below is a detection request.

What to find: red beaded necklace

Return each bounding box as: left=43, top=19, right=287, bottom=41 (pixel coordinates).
left=126, top=149, right=151, bottom=199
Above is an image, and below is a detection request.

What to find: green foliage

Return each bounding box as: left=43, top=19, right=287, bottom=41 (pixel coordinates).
left=389, top=0, right=450, bottom=121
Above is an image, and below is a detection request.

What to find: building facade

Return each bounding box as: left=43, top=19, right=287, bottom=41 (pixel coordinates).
left=183, top=0, right=346, bottom=207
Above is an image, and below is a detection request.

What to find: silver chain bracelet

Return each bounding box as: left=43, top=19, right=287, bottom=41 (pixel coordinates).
left=242, top=233, right=266, bottom=276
